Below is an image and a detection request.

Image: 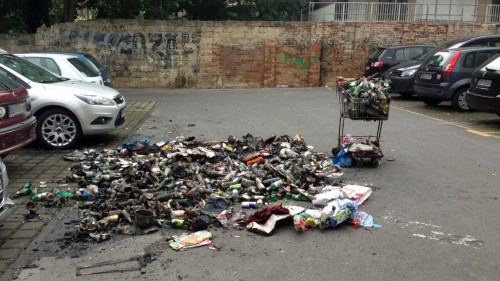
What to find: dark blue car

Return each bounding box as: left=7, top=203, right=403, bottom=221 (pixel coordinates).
left=414, top=46, right=500, bottom=111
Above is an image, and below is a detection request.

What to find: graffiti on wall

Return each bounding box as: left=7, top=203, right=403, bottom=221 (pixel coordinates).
left=277, top=31, right=313, bottom=69
left=55, top=24, right=201, bottom=76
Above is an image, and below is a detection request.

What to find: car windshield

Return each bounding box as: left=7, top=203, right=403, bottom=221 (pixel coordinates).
left=83, top=54, right=104, bottom=71
left=418, top=39, right=473, bottom=62
left=422, top=51, right=452, bottom=67
left=369, top=48, right=385, bottom=60
left=0, top=54, right=64, bottom=83
left=67, top=57, right=100, bottom=77
left=0, top=73, right=24, bottom=90
left=483, top=55, right=500, bottom=71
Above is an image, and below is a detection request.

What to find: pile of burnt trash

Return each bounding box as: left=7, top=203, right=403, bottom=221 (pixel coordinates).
left=22, top=134, right=380, bottom=244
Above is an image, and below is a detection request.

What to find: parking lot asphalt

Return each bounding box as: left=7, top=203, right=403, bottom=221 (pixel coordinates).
left=0, top=100, right=159, bottom=272
left=0, top=90, right=498, bottom=275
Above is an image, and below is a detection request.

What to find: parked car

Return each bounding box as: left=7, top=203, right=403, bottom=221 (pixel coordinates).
left=0, top=53, right=126, bottom=149
left=384, top=35, right=500, bottom=97
left=0, top=72, right=37, bottom=156
left=414, top=46, right=500, bottom=111
left=364, top=44, right=434, bottom=77
left=465, top=54, right=500, bottom=117
left=25, top=51, right=113, bottom=87
left=16, top=53, right=104, bottom=85
left=0, top=156, right=14, bottom=218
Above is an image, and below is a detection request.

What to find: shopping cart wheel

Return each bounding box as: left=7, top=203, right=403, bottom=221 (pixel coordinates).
left=371, top=158, right=380, bottom=167
left=331, top=146, right=340, bottom=156
left=354, top=158, right=364, bottom=168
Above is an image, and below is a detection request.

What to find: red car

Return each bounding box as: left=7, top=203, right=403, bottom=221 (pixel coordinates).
left=0, top=73, right=37, bottom=156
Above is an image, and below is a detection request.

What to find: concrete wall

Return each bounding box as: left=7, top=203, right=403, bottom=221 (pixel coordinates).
left=0, top=20, right=497, bottom=89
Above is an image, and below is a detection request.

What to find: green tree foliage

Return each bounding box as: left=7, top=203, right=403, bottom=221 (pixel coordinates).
left=181, top=0, right=308, bottom=21
left=254, top=0, right=309, bottom=21
left=84, top=0, right=142, bottom=19
left=142, top=0, right=180, bottom=20
left=83, top=0, right=180, bottom=19
left=0, top=0, right=52, bottom=33
left=180, top=0, right=229, bottom=20
left=0, top=0, right=308, bottom=34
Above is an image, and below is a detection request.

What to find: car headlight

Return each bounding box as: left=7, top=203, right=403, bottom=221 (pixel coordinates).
left=0, top=106, right=6, bottom=118
left=75, top=94, right=115, bottom=105
left=401, top=69, right=417, bottom=77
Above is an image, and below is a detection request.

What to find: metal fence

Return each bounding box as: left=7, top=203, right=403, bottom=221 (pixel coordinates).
left=302, top=2, right=500, bottom=24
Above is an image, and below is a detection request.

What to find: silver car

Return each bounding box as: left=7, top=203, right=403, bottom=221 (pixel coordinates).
left=16, top=53, right=104, bottom=85
left=0, top=157, right=14, bottom=218
left=0, top=53, right=126, bottom=149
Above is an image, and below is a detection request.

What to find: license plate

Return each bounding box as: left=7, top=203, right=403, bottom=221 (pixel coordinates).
left=120, top=108, right=126, bottom=118
left=420, top=73, right=432, bottom=80
left=477, top=79, right=492, bottom=88
left=8, top=102, right=27, bottom=117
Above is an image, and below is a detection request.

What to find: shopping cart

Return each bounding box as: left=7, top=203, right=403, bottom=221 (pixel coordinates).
left=333, top=76, right=391, bottom=167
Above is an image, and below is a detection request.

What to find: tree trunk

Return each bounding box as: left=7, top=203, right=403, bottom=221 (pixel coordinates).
left=63, top=0, right=77, bottom=22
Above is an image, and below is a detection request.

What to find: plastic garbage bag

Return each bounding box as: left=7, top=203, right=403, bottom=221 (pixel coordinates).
left=318, top=198, right=358, bottom=230
left=332, top=146, right=352, bottom=167
left=64, top=150, right=87, bottom=161
left=312, top=185, right=372, bottom=206
left=311, top=189, right=346, bottom=206
left=293, top=212, right=318, bottom=231
left=201, top=197, right=232, bottom=216
left=353, top=211, right=381, bottom=229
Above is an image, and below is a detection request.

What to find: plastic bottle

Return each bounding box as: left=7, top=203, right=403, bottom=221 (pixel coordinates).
left=81, top=190, right=98, bottom=201
left=16, top=183, right=35, bottom=197
left=228, top=183, right=241, bottom=191
left=267, top=193, right=278, bottom=203
left=168, top=219, right=188, bottom=230
left=53, top=188, right=74, bottom=199
left=291, top=193, right=309, bottom=201
left=255, top=178, right=266, bottom=190
left=231, top=189, right=239, bottom=201
left=241, top=201, right=258, bottom=208
left=31, top=192, right=49, bottom=202
left=267, top=179, right=283, bottom=192
left=246, top=156, right=264, bottom=165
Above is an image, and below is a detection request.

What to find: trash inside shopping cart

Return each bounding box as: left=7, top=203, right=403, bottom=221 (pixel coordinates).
left=332, top=76, right=391, bottom=167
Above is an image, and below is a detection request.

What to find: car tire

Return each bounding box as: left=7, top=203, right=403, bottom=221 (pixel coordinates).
left=419, top=96, right=442, bottom=106
left=36, top=109, right=82, bottom=149
left=451, top=88, right=471, bottom=112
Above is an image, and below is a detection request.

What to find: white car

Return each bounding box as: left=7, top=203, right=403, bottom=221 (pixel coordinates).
left=0, top=157, right=14, bottom=218
left=0, top=53, right=126, bottom=149
left=16, top=53, right=104, bottom=85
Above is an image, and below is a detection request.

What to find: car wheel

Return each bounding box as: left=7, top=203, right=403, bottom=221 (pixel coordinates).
left=36, top=109, right=82, bottom=149
left=419, top=96, right=442, bottom=106
left=451, top=88, right=471, bottom=112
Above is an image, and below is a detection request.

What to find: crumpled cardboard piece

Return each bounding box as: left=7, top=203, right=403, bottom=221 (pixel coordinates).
left=168, top=230, right=212, bottom=251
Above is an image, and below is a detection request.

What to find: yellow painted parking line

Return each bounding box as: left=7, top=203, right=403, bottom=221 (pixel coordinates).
left=466, top=129, right=492, bottom=137
left=392, top=106, right=500, bottom=140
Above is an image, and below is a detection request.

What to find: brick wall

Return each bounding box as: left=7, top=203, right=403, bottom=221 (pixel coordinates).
left=0, top=20, right=497, bottom=89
